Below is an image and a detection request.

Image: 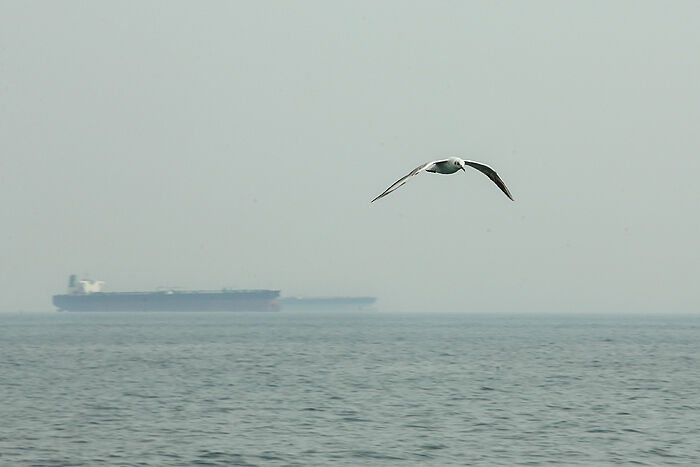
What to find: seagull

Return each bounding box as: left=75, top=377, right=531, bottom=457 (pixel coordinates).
left=371, top=156, right=514, bottom=203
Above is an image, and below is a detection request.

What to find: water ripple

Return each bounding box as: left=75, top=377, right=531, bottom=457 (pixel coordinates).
left=1, top=312, right=700, bottom=465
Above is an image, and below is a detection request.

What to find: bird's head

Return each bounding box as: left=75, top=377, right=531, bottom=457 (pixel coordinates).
left=457, top=159, right=466, bottom=171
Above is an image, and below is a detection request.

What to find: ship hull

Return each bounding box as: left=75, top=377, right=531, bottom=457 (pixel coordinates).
left=278, top=297, right=376, bottom=311
left=53, top=290, right=280, bottom=312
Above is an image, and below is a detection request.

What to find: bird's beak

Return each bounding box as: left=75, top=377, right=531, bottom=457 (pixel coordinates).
left=460, top=166, right=466, bottom=172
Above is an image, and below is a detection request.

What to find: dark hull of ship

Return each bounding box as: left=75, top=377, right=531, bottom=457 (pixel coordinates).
left=53, top=290, right=280, bottom=312
left=278, top=297, right=376, bottom=311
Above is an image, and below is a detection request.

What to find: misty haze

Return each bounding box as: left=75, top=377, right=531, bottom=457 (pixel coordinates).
left=2, top=2, right=697, bottom=314
left=2, top=2, right=700, bottom=465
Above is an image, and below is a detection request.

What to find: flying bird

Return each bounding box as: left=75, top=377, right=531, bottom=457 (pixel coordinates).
left=371, top=157, right=514, bottom=203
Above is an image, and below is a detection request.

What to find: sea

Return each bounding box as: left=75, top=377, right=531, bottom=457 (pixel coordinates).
left=1, top=311, right=699, bottom=466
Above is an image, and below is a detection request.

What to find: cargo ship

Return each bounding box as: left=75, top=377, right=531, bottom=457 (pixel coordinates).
left=53, top=275, right=280, bottom=312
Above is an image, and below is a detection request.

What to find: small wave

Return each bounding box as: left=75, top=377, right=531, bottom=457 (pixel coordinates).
left=645, top=447, right=677, bottom=458
left=341, top=416, right=370, bottom=422
left=195, top=451, right=255, bottom=466
left=351, top=450, right=406, bottom=461
left=421, top=443, right=447, bottom=450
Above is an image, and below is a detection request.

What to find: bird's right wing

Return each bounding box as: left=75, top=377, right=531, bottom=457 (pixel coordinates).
left=462, top=160, right=514, bottom=201
left=371, top=162, right=432, bottom=202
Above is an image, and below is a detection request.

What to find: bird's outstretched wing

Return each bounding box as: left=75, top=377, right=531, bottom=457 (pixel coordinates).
left=371, top=162, right=433, bottom=202
left=462, top=160, right=514, bottom=201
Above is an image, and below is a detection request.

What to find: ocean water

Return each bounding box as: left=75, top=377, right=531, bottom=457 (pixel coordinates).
left=1, top=311, right=699, bottom=466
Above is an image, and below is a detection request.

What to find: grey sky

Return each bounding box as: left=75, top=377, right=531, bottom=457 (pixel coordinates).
left=1, top=1, right=698, bottom=312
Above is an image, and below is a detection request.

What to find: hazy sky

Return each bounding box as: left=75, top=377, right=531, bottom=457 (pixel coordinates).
left=2, top=1, right=698, bottom=312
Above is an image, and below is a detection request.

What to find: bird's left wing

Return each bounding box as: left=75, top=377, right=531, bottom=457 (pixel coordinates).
left=462, top=160, right=514, bottom=201
left=371, top=162, right=432, bottom=202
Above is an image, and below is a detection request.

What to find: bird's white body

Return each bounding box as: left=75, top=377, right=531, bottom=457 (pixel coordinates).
left=424, top=157, right=465, bottom=175
left=371, top=156, right=513, bottom=203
